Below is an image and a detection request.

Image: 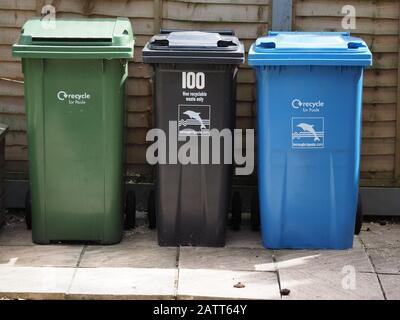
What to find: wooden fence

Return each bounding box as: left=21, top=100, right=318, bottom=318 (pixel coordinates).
left=0, top=0, right=399, bottom=187
left=293, top=0, right=400, bottom=187
left=0, top=0, right=268, bottom=182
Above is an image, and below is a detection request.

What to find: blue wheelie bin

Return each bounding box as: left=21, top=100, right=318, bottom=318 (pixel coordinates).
left=248, top=32, right=372, bottom=249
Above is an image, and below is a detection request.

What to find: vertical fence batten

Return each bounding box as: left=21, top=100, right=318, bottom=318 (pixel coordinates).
left=154, top=0, right=162, bottom=34
left=272, top=0, right=292, bottom=31
left=395, top=11, right=400, bottom=184
left=35, top=0, right=44, bottom=15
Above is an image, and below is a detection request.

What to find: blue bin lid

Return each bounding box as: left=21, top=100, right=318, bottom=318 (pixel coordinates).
left=248, top=31, right=372, bottom=66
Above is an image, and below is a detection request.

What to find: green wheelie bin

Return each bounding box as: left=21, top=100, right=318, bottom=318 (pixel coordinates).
left=12, top=17, right=134, bottom=244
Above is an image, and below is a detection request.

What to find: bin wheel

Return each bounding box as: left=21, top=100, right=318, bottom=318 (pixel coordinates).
left=25, top=190, right=32, bottom=230
left=124, top=190, right=136, bottom=230
left=250, top=191, right=260, bottom=231
left=147, top=190, right=156, bottom=230
left=231, top=191, right=242, bottom=231
left=354, top=193, right=363, bottom=235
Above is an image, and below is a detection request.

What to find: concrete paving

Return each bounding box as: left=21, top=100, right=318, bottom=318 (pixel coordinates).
left=359, top=222, right=400, bottom=249
left=378, top=274, right=400, bottom=300
left=68, top=268, right=177, bottom=300
left=367, top=248, right=400, bottom=274
left=177, top=269, right=280, bottom=300
left=278, top=269, right=384, bottom=300
left=0, top=266, right=75, bottom=299
left=0, top=214, right=398, bottom=300
left=0, top=245, right=83, bottom=267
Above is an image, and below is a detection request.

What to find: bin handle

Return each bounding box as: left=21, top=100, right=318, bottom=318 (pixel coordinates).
left=149, top=34, right=238, bottom=49
left=347, top=41, right=366, bottom=49
left=150, top=38, right=169, bottom=47
left=256, top=40, right=276, bottom=49
left=160, top=28, right=235, bottom=36
left=217, top=39, right=238, bottom=48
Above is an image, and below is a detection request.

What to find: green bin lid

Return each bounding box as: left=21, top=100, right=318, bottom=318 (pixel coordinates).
left=12, top=17, right=134, bottom=59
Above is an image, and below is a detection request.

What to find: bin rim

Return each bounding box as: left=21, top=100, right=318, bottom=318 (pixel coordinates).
left=142, top=30, right=244, bottom=65
left=248, top=31, right=372, bottom=67
left=12, top=17, right=134, bottom=59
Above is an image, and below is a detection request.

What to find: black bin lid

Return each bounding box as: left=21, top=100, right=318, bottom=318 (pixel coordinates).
left=142, top=30, right=244, bottom=65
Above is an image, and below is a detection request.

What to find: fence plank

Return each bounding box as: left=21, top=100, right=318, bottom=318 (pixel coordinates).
left=0, top=0, right=36, bottom=10
left=167, top=0, right=271, bottom=4
left=126, top=112, right=150, bottom=128
left=0, top=10, right=35, bottom=28
left=163, top=1, right=270, bottom=23
left=5, top=130, right=26, bottom=145
left=5, top=145, right=28, bottom=161
left=363, top=87, right=397, bottom=104
left=0, top=113, right=26, bottom=131
left=0, top=79, right=24, bottom=97
left=126, top=96, right=152, bottom=113
left=296, top=0, right=399, bottom=20
left=361, top=155, right=394, bottom=172
left=363, top=69, right=397, bottom=87
left=162, top=19, right=268, bottom=39
left=125, top=128, right=149, bottom=145
left=363, top=104, right=396, bottom=122
left=0, top=61, right=23, bottom=79
left=5, top=159, right=28, bottom=174
left=53, top=0, right=154, bottom=18
left=128, top=63, right=152, bottom=79
left=295, top=16, right=399, bottom=35
left=126, top=78, right=151, bottom=96
left=126, top=144, right=148, bottom=164
left=362, top=121, right=396, bottom=138
left=0, top=27, right=20, bottom=45
left=0, top=96, right=25, bottom=114
left=361, top=138, right=395, bottom=156
left=354, top=35, right=399, bottom=53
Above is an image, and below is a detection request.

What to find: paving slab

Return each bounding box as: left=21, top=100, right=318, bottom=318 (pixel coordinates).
left=378, top=274, right=400, bottom=300
left=0, top=266, right=75, bottom=300
left=367, top=248, right=400, bottom=274
left=278, top=269, right=384, bottom=300
left=273, top=247, right=374, bottom=273
left=177, top=269, right=280, bottom=300
left=179, top=247, right=275, bottom=272
left=352, top=236, right=364, bottom=249
left=80, top=245, right=177, bottom=268
left=359, top=223, right=400, bottom=249
left=225, top=227, right=263, bottom=249
left=0, top=245, right=83, bottom=267
left=0, top=224, right=33, bottom=246
left=122, top=226, right=158, bottom=247
left=67, top=267, right=176, bottom=299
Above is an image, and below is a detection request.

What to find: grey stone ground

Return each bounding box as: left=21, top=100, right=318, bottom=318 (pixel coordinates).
left=0, top=213, right=399, bottom=300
